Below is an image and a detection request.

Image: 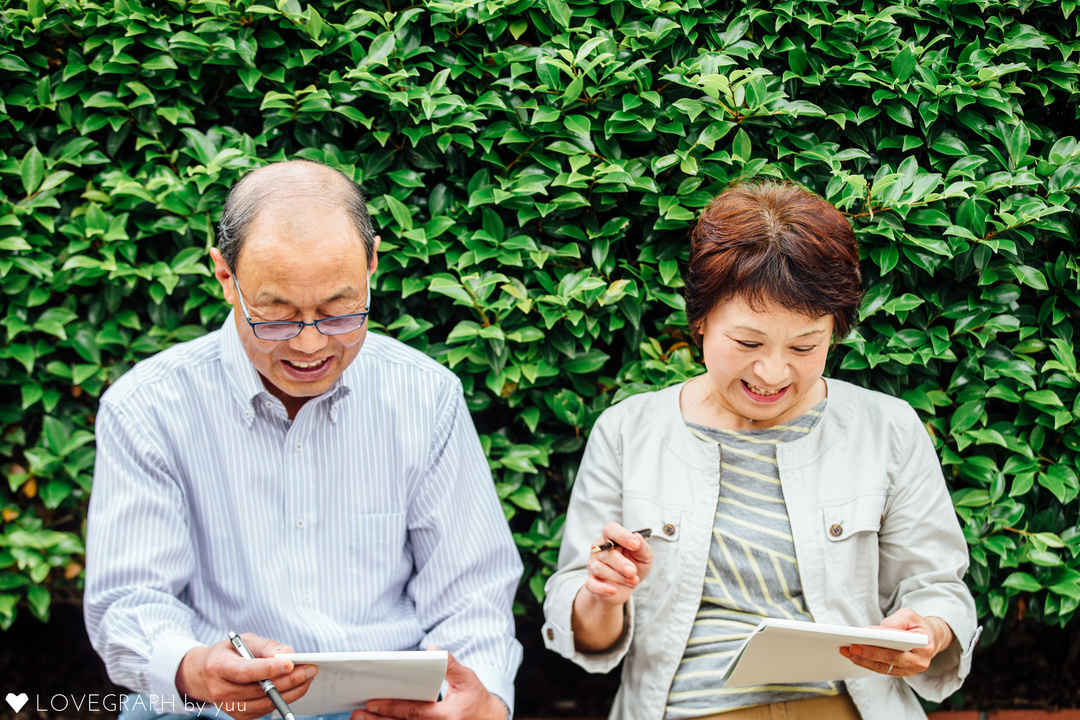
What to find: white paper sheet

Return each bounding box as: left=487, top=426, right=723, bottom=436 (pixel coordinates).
left=274, top=651, right=448, bottom=715
left=722, top=618, right=929, bottom=687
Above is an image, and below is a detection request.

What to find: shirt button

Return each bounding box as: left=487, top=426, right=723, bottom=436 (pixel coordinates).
left=302, top=594, right=312, bottom=604
left=296, top=518, right=305, bottom=528
left=830, top=523, right=843, bottom=537
left=545, top=628, right=554, bottom=641
left=294, top=442, right=301, bottom=452
left=663, top=523, right=676, bottom=536
left=243, top=409, right=252, bottom=418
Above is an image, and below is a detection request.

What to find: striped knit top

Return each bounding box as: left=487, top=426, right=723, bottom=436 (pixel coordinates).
left=664, top=400, right=843, bottom=719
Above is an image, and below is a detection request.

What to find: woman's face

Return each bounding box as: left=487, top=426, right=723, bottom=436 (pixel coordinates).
left=698, top=296, right=833, bottom=428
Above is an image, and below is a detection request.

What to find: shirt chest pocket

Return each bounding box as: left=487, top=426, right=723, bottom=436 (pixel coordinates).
left=819, top=494, right=885, bottom=596
left=338, top=511, right=409, bottom=616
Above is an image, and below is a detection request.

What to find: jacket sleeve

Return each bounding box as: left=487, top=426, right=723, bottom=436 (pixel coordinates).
left=406, top=378, right=523, bottom=712
left=880, top=406, right=982, bottom=701
left=83, top=397, right=204, bottom=713
left=541, top=407, right=636, bottom=673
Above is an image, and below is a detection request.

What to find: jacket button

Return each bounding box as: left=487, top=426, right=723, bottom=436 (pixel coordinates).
left=546, top=628, right=554, bottom=641
left=830, top=523, right=843, bottom=537
left=663, top=523, right=676, bottom=536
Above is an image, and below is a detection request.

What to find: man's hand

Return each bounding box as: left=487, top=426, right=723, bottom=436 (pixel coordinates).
left=839, top=608, right=955, bottom=677
left=349, top=648, right=508, bottom=720
left=175, top=633, right=317, bottom=720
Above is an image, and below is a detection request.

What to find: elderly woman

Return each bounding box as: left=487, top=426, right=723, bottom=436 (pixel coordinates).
left=542, top=182, right=979, bottom=720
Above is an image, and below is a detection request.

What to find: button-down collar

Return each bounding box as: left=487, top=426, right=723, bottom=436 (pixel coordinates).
left=218, top=310, right=354, bottom=426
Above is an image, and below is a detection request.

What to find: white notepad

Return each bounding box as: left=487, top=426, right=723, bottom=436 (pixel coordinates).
left=722, top=618, right=928, bottom=687
left=274, top=650, right=448, bottom=715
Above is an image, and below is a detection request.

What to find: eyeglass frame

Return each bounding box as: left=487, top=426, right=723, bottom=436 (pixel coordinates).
left=230, top=272, right=371, bottom=341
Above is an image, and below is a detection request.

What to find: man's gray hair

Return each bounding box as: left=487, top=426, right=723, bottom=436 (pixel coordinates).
left=217, top=159, right=376, bottom=270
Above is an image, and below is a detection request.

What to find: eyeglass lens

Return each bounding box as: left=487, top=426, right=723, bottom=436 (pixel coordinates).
left=253, top=315, right=367, bottom=341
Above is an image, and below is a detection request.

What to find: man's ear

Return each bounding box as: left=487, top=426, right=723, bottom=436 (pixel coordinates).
left=368, top=234, right=381, bottom=276
left=210, top=247, right=236, bottom=305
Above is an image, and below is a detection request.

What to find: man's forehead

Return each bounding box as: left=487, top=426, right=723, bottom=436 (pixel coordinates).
left=251, top=195, right=353, bottom=228
left=234, top=207, right=368, bottom=275
left=251, top=281, right=364, bottom=306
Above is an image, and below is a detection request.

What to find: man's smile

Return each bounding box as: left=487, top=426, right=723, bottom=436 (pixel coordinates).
left=284, top=358, right=331, bottom=370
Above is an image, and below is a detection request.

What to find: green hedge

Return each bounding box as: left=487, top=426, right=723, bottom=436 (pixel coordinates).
left=1, top=0, right=1078, bottom=649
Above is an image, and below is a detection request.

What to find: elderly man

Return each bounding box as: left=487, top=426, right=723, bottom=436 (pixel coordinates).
left=84, top=160, right=522, bottom=720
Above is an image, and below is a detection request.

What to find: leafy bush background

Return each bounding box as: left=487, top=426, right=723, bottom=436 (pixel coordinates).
left=1, top=0, right=1078, bottom=655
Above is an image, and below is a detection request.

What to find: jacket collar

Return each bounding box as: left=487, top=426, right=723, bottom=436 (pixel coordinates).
left=655, top=377, right=857, bottom=471
left=657, top=381, right=723, bottom=472
left=779, top=377, right=855, bottom=466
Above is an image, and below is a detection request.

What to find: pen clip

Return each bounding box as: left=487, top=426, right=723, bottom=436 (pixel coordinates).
left=228, top=631, right=254, bottom=660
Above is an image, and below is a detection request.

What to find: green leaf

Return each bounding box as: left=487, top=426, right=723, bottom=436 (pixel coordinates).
left=1010, top=265, right=1048, bottom=291
left=27, top=584, right=50, bottom=621
left=384, top=196, right=414, bottom=232
left=1029, top=550, right=1062, bottom=568
left=561, top=75, right=583, bottom=106
left=1033, top=532, right=1065, bottom=549
left=1002, top=572, right=1041, bottom=592
left=1039, top=467, right=1077, bottom=504
left=529, top=572, right=546, bottom=602
left=21, top=146, right=44, bottom=196
left=366, top=32, right=395, bottom=65
left=891, top=44, right=917, bottom=83
left=950, top=400, right=984, bottom=434
left=1007, top=122, right=1031, bottom=167
left=563, top=115, right=590, bottom=137
left=1025, top=390, right=1063, bottom=408
left=40, top=480, right=72, bottom=509
left=508, top=486, right=542, bottom=512
left=732, top=129, right=751, bottom=163
left=563, top=350, right=609, bottom=374
left=546, top=0, right=571, bottom=28
left=549, top=389, right=585, bottom=427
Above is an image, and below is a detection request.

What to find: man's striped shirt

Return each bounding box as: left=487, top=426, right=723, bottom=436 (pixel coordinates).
left=84, top=314, right=523, bottom=713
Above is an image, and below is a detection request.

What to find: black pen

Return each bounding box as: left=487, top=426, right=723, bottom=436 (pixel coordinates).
left=590, top=528, right=652, bottom=554
left=228, top=631, right=296, bottom=720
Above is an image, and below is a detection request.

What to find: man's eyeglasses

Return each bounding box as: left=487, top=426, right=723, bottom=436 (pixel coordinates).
left=231, top=274, right=370, bottom=341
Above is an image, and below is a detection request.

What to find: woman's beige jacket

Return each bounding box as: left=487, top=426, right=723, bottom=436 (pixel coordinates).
left=542, top=378, right=980, bottom=720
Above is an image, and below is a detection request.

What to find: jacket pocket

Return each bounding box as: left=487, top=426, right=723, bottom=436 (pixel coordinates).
left=819, top=494, right=886, bottom=604
left=822, top=494, right=885, bottom=541
left=623, top=496, right=682, bottom=545
left=623, top=496, right=682, bottom=624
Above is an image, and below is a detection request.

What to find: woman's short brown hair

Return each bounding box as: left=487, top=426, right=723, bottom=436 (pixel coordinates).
left=685, top=181, right=863, bottom=342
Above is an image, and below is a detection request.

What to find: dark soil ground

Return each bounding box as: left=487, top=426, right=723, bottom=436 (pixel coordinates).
left=2, top=603, right=1078, bottom=720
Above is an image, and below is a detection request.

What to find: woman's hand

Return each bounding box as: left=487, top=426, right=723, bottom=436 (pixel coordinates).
left=839, top=608, right=955, bottom=677
left=570, top=523, right=653, bottom=653
left=583, top=523, right=654, bottom=605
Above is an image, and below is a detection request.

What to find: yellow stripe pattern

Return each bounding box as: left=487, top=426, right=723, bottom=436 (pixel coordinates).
left=665, top=402, right=842, bottom=719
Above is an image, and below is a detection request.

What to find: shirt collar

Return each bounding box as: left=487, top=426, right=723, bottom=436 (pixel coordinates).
left=218, top=311, right=355, bottom=425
